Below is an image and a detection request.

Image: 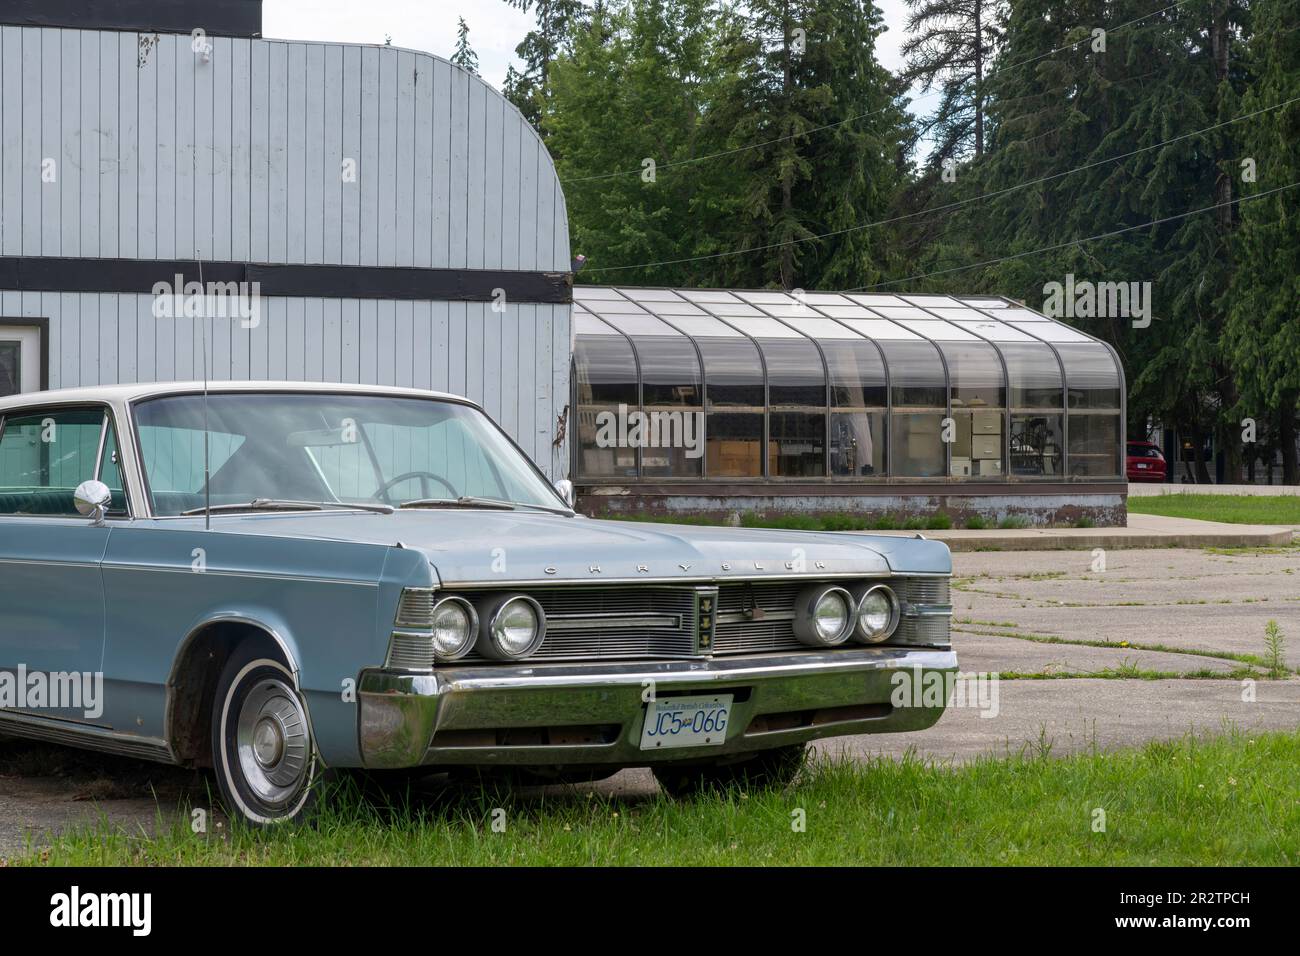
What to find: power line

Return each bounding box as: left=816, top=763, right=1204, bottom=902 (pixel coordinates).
left=844, top=181, right=1300, bottom=292
left=560, top=0, right=1194, bottom=185
left=582, top=95, right=1298, bottom=274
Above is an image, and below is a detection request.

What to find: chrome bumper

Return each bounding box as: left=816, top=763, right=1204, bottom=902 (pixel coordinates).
left=357, top=647, right=958, bottom=769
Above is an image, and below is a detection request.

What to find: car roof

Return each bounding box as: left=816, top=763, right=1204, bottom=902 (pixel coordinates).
left=0, top=381, right=474, bottom=413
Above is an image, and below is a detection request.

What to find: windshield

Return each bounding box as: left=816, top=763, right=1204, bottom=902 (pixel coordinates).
left=133, top=392, right=566, bottom=516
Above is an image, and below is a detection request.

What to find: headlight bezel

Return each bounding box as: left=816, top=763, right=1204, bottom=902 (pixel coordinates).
left=851, top=583, right=901, bottom=644
left=477, top=593, right=547, bottom=660
left=429, top=595, right=479, bottom=661
left=793, top=584, right=855, bottom=647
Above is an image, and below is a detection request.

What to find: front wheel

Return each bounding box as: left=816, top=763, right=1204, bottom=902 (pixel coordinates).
left=212, top=644, right=318, bottom=827
left=652, top=744, right=806, bottom=798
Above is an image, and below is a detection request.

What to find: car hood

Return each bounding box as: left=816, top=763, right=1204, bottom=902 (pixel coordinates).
left=204, top=509, right=951, bottom=584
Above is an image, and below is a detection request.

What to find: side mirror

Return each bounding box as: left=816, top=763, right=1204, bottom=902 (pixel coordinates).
left=74, top=479, right=113, bottom=525
left=553, top=478, right=576, bottom=509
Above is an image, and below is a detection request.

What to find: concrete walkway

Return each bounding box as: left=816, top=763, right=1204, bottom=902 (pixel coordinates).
left=884, top=512, right=1295, bottom=551
left=1128, top=482, right=1300, bottom=496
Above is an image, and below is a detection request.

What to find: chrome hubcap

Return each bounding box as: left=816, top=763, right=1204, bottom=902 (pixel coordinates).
left=235, top=678, right=309, bottom=807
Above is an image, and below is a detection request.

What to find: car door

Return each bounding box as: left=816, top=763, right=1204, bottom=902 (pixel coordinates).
left=0, top=405, right=123, bottom=725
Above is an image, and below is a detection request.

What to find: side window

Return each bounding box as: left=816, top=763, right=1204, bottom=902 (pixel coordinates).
left=0, top=408, right=106, bottom=516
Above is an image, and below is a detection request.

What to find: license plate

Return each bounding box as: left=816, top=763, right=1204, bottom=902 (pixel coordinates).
left=639, top=694, right=732, bottom=750
left=1136, top=462, right=1148, bottom=468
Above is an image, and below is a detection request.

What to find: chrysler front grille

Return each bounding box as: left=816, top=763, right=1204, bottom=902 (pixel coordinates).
left=448, top=577, right=951, bottom=663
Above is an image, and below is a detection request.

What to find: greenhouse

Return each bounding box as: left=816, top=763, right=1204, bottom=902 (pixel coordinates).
left=571, top=287, right=1126, bottom=524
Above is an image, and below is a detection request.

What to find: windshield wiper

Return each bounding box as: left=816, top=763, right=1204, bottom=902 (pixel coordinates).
left=398, top=496, right=517, bottom=511
left=181, top=499, right=396, bottom=516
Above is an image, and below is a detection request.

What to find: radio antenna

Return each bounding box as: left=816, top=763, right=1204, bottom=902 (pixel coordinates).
left=198, top=256, right=211, bottom=531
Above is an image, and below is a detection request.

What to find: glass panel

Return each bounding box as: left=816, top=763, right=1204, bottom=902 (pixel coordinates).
left=777, top=316, right=861, bottom=339
left=625, top=288, right=687, bottom=302
left=1059, top=343, right=1121, bottom=409
left=701, top=302, right=765, bottom=317
left=1011, top=320, right=1092, bottom=342
left=680, top=290, right=741, bottom=303
left=573, top=320, right=638, bottom=479
left=572, top=286, right=626, bottom=301
left=995, top=307, right=1049, bottom=321
left=930, top=307, right=994, bottom=322
left=814, top=305, right=876, bottom=319
left=827, top=340, right=886, bottom=477
left=942, top=341, right=1005, bottom=409
left=1010, top=414, right=1064, bottom=477
left=873, top=307, right=934, bottom=320
left=138, top=426, right=245, bottom=497
left=836, top=318, right=923, bottom=341
left=720, top=316, right=802, bottom=338
left=950, top=318, right=1037, bottom=342
left=1000, top=342, right=1063, bottom=408
left=699, top=336, right=763, bottom=478
left=941, top=341, right=1005, bottom=478
left=630, top=332, right=703, bottom=478
left=135, top=394, right=564, bottom=514
left=890, top=413, right=946, bottom=477
left=879, top=340, right=945, bottom=476
left=1068, top=414, right=1121, bottom=477
left=0, top=408, right=105, bottom=515
left=898, top=319, right=980, bottom=341
left=98, top=420, right=127, bottom=513
left=0, top=342, right=18, bottom=397
left=903, top=295, right=964, bottom=309
left=847, top=294, right=908, bottom=308
left=760, top=337, right=825, bottom=477
left=879, top=340, right=945, bottom=407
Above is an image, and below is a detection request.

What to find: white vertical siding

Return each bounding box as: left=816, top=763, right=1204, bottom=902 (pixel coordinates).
left=0, top=27, right=572, bottom=476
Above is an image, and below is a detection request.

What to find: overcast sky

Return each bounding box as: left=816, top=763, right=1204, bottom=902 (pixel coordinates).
left=262, top=0, right=915, bottom=91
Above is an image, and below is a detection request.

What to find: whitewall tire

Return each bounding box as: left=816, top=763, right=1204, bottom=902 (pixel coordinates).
left=212, top=646, right=318, bottom=827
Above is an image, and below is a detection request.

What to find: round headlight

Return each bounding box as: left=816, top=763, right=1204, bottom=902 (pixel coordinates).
left=479, top=595, right=546, bottom=660
left=793, top=585, right=854, bottom=647
left=430, top=597, right=477, bottom=661
left=854, top=585, right=899, bottom=643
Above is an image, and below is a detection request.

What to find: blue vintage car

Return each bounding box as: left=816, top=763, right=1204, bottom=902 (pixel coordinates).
left=0, top=382, right=956, bottom=825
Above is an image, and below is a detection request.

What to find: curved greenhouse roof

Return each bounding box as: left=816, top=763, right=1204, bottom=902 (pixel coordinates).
left=572, top=287, right=1125, bottom=486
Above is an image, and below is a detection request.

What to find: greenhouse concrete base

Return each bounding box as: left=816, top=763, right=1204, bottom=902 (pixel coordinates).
left=579, top=486, right=1128, bottom=527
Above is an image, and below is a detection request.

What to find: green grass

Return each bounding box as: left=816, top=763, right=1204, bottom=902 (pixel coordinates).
left=16, top=730, right=1300, bottom=866
left=1128, top=493, right=1300, bottom=525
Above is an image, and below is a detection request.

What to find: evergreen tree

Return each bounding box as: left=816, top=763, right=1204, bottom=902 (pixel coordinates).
left=900, top=0, right=1006, bottom=165
left=1222, top=0, right=1300, bottom=483
left=905, top=0, right=1253, bottom=477
left=503, top=0, right=590, bottom=129
left=450, top=17, right=480, bottom=75
left=706, top=0, right=912, bottom=289
left=547, top=0, right=728, bottom=286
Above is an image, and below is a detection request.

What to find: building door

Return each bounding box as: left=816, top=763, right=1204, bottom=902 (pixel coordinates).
left=0, top=324, right=43, bottom=397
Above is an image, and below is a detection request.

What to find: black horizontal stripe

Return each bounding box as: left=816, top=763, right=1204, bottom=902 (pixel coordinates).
left=0, top=0, right=263, bottom=38
left=0, top=256, right=573, bottom=304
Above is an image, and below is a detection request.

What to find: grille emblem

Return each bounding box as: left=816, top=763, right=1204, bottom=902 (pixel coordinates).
left=694, top=587, right=719, bottom=655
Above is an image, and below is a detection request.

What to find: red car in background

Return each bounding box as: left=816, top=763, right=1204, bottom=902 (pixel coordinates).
left=1127, top=440, right=1168, bottom=482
